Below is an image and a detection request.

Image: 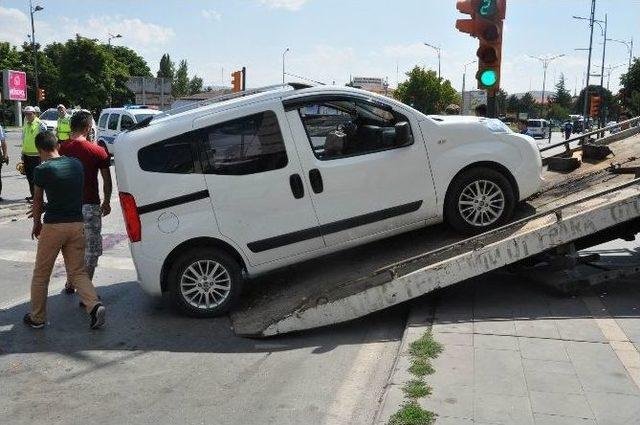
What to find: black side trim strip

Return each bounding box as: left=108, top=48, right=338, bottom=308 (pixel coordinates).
left=137, top=190, right=210, bottom=215
left=247, top=200, right=422, bottom=253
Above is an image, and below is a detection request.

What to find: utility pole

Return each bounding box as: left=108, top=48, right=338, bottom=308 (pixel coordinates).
left=582, top=0, right=596, bottom=127
left=598, top=14, right=608, bottom=126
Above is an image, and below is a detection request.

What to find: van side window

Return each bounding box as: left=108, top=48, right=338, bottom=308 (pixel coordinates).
left=297, top=98, right=413, bottom=160
left=138, top=136, right=195, bottom=174
left=108, top=114, right=119, bottom=130
left=121, top=115, right=135, bottom=131
left=98, top=114, right=109, bottom=129
left=200, top=111, right=288, bottom=175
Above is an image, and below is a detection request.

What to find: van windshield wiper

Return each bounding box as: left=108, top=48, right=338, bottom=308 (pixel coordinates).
left=128, top=116, right=154, bottom=132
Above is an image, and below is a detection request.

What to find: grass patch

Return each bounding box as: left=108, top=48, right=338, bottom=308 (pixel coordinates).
left=408, top=332, right=443, bottom=359
left=388, top=401, right=436, bottom=425
left=408, top=357, right=435, bottom=377
left=402, top=379, right=432, bottom=399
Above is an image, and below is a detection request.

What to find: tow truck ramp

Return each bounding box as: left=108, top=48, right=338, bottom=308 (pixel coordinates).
left=231, top=126, right=640, bottom=337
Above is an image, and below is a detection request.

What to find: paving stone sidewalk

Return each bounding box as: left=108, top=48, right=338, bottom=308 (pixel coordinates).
left=376, top=268, right=640, bottom=425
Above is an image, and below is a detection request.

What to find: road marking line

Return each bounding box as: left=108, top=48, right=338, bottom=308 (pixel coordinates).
left=582, top=295, right=640, bottom=389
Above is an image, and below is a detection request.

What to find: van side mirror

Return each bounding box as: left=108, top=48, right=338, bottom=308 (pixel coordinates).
left=395, top=121, right=410, bottom=146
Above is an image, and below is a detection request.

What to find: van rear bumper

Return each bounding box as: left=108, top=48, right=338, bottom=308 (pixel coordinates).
left=130, top=243, right=164, bottom=296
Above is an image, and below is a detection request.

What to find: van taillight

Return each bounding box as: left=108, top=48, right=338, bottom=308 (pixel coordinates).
left=119, top=192, right=141, bottom=242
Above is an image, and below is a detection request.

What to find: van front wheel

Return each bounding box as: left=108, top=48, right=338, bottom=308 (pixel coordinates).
left=167, top=247, right=244, bottom=317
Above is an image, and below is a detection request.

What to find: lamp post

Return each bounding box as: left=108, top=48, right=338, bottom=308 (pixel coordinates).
left=528, top=54, right=565, bottom=115
left=282, top=48, right=290, bottom=84
left=108, top=33, right=122, bottom=46
left=573, top=0, right=596, bottom=126
left=607, top=37, right=634, bottom=72
left=461, top=60, right=477, bottom=115
left=424, top=42, right=442, bottom=80
left=604, top=63, right=626, bottom=90
left=29, top=0, right=44, bottom=107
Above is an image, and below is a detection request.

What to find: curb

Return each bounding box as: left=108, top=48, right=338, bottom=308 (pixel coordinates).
left=373, top=296, right=436, bottom=425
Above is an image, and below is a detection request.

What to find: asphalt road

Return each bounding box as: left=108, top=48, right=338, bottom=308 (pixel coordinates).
left=0, top=131, right=406, bottom=425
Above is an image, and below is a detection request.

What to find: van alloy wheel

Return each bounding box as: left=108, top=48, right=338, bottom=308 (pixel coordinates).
left=179, top=260, right=231, bottom=310
left=458, top=180, right=505, bottom=227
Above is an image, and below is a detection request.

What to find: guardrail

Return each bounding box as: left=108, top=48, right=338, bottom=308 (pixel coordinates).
left=540, top=116, right=640, bottom=165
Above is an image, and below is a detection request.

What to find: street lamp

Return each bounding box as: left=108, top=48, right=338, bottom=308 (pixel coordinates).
left=282, top=48, right=290, bottom=84
left=604, top=63, right=626, bottom=90
left=461, top=60, right=477, bottom=115
left=108, top=33, right=122, bottom=46
left=29, top=0, right=44, bottom=107
left=424, top=42, right=442, bottom=80
left=528, top=54, right=565, bottom=113
left=607, top=37, right=634, bottom=72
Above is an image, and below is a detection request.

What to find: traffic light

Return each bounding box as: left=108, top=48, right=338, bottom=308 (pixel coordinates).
left=231, top=70, right=242, bottom=93
left=589, top=95, right=601, bottom=118
left=456, top=0, right=506, bottom=93
left=37, top=88, right=46, bottom=102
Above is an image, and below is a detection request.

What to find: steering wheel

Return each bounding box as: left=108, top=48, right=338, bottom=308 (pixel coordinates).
left=338, top=120, right=357, bottom=137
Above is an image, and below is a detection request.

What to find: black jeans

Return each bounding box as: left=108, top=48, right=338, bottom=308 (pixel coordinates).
left=23, top=154, right=41, bottom=197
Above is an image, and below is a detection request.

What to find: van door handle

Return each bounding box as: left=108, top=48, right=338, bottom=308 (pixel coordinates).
left=289, top=174, right=304, bottom=199
left=309, top=169, right=323, bottom=194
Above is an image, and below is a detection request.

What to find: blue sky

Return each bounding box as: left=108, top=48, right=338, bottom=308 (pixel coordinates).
left=1, top=0, right=638, bottom=95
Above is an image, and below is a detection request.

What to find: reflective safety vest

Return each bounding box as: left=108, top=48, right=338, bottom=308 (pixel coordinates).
left=57, top=114, right=71, bottom=141
left=22, top=118, right=45, bottom=155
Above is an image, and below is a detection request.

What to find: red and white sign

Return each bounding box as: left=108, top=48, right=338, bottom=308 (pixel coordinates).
left=4, top=70, right=27, bottom=101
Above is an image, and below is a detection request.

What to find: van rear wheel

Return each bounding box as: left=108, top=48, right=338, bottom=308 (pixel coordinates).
left=167, top=247, right=244, bottom=317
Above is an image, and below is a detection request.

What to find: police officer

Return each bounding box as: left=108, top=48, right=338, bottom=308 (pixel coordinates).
left=56, top=104, right=71, bottom=142
left=22, top=106, right=47, bottom=201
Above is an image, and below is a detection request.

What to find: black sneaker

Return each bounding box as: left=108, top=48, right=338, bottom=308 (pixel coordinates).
left=79, top=295, right=101, bottom=308
left=64, top=282, right=75, bottom=294
left=89, top=303, right=106, bottom=329
left=23, top=313, right=45, bottom=329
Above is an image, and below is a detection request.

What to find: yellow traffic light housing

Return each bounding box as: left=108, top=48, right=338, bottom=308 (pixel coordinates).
left=37, top=88, right=46, bottom=102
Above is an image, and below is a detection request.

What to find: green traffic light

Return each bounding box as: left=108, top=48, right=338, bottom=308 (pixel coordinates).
left=478, top=0, right=497, bottom=17
left=480, top=69, right=497, bottom=87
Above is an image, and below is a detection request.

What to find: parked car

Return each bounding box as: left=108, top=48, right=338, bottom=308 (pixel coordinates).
left=39, top=107, right=97, bottom=140
left=96, top=105, right=161, bottom=154
left=114, top=85, right=544, bottom=317
left=606, top=121, right=621, bottom=134
left=526, top=119, right=550, bottom=139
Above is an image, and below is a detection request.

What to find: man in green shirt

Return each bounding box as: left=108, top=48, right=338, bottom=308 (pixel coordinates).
left=23, top=130, right=106, bottom=330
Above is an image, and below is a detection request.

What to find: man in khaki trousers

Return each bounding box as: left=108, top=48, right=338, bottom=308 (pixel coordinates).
left=23, top=131, right=106, bottom=329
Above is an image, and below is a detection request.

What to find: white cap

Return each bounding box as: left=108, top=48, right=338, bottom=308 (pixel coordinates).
left=23, top=106, right=36, bottom=113
left=57, top=104, right=66, bottom=109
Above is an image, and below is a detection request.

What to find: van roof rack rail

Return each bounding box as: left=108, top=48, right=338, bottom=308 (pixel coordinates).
left=155, top=83, right=313, bottom=120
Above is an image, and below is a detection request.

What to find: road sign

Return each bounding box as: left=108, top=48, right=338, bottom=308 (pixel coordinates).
left=2, top=70, right=27, bottom=101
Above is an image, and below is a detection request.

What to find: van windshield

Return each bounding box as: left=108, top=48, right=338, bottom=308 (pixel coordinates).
left=134, top=113, right=155, bottom=122
left=40, top=110, right=58, bottom=120
left=527, top=121, right=542, bottom=127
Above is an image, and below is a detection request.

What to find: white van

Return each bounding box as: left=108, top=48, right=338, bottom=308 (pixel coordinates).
left=115, top=84, right=543, bottom=317
left=526, top=119, right=550, bottom=139
left=96, top=105, right=161, bottom=154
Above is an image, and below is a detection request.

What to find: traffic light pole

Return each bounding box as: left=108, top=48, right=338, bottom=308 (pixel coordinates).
left=582, top=0, right=596, bottom=128
left=487, top=91, right=497, bottom=118
left=242, top=67, right=246, bottom=91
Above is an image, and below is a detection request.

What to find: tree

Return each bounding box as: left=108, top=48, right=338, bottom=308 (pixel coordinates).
left=550, top=73, right=572, bottom=109
left=394, top=66, right=460, bottom=115
left=620, top=58, right=640, bottom=115
left=109, top=46, right=152, bottom=106
left=0, top=42, right=22, bottom=70
left=496, top=89, right=508, bottom=116
left=188, top=75, right=204, bottom=95
left=506, top=94, right=520, bottom=114
left=547, top=103, right=570, bottom=121
left=157, top=53, right=175, bottom=79
left=519, top=92, right=537, bottom=115
left=173, top=59, right=190, bottom=98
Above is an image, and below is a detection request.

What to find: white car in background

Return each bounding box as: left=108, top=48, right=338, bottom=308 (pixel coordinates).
left=96, top=106, right=161, bottom=154
left=39, top=108, right=97, bottom=141
left=114, top=84, right=544, bottom=317
left=526, top=119, right=550, bottom=139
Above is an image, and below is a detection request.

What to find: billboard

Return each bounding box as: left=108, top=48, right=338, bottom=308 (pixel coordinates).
left=2, top=70, right=28, bottom=101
